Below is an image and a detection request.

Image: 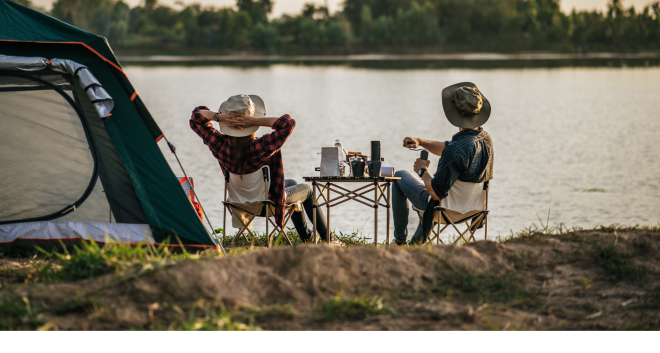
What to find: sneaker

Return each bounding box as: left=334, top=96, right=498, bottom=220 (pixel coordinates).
left=328, top=236, right=344, bottom=247
left=390, top=239, right=408, bottom=247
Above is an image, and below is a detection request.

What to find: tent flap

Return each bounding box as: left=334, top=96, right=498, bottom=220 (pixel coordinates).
left=50, top=58, right=114, bottom=117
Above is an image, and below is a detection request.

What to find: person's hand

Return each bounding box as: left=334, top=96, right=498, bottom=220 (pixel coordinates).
left=224, top=114, right=245, bottom=130
left=403, top=137, right=420, bottom=148
left=413, top=158, right=430, bottom=173
left=233, top=114, right=258, bottom=127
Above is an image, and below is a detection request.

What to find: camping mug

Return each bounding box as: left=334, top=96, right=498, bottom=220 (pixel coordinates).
left=368, top=161, right=382, bottom=177
left=351, top=159, right=366, bottom=177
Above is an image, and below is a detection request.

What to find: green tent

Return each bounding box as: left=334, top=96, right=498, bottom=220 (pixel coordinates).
left=0, top=0, right=220, bottom=251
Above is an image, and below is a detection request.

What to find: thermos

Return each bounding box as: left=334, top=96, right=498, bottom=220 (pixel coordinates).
left=417, top=150, right=429, bottom=177
left=369, top=141, right=381, bottom=177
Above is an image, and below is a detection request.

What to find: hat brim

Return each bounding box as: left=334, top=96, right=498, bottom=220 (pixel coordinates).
left=441, top=82, right=491, bottom=129
left=218, top=94, right=266, bottom=137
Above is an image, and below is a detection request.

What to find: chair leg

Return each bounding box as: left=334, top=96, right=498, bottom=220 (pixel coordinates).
left=267, top=216, right=294, bottom=247
left=228, top=209, right=256, bottom=246
left=444, top=212, right=469, bottom=244
left=437, top=224, right=449, bottom=244
left=232, top=228, right=248, bottom=245
left=467, top=214, right=485, bottom=242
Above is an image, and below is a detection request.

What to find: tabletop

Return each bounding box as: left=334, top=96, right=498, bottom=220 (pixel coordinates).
left=303, top=176, right=401, bottom=182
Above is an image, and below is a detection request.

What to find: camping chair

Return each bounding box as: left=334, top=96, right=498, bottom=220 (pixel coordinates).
left=221, top=166, right=301, bottom=247
left=412, top=181, right=490, bottom=245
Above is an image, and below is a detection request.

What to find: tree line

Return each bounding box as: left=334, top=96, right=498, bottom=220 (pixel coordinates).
left=12, top=0, right=660, bottom=53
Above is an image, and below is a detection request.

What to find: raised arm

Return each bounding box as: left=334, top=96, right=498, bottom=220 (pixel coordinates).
left=189, top=106, right=238, bottom=161
left=241, top=114, right=296, bottom=160
left=403, top=137, right=447, bottom=157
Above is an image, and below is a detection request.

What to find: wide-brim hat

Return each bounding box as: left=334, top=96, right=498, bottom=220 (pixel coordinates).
left=218, top=94, right=266, bottom=137
left=441, top=82, right=491, bottom=129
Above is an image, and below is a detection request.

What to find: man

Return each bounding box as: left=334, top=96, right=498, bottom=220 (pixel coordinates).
left=392, top=82, right=494, bottom=245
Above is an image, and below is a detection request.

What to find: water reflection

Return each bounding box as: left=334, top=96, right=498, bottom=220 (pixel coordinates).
left=125, top=65, right=660, bottom=242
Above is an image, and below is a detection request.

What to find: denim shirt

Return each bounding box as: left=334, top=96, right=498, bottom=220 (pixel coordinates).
left=430, top=127, right=494, bottom=200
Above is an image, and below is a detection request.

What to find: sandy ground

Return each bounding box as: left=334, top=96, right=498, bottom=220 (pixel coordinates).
left=1, top=229, right=658, bottom=330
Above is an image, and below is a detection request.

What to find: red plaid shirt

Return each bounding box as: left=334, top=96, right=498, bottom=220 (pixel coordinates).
left=189, top=107, right=295, bottom=227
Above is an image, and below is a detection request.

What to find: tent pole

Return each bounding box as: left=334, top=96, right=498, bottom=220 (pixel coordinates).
left=165, top=137, right=226, bottom=256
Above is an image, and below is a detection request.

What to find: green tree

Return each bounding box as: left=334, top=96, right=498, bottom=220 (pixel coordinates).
left=107, top=1, right=129, bottom=46
left=249, top=22, right=278, bottom=51
left=237, top=0, right=272, bottom=24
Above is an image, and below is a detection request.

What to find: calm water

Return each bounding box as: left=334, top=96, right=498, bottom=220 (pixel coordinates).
left=125, top=65, right=660, bottom=242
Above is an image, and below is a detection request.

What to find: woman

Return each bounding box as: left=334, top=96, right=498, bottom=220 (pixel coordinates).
left=189, top=94, right=330, bottom=242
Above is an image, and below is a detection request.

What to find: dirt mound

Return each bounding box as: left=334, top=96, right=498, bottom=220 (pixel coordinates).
left=2, top=230, right=659, bottom=330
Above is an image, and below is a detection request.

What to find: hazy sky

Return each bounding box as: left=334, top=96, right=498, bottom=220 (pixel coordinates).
left=31, top=0, right=655, bottom=17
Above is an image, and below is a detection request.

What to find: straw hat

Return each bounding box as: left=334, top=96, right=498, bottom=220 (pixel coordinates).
left=441, top=82, right=491, bottom=128
left=218, top=94, right=266, bottom=137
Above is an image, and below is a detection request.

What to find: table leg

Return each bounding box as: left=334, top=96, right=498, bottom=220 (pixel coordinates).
left=374, top=181, right=378, bottom=246
left=386, top=182, right=391, bottom=248
left=312, top=181, right=317, bottom=244
left=326, top=182, right=331, bottom=243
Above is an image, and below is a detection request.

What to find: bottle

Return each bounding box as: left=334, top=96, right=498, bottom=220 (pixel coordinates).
left=334, top=139, right=345, bottom=176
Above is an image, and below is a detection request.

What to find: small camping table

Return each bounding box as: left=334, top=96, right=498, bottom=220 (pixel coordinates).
left=302, top=176, right=400, bottom=246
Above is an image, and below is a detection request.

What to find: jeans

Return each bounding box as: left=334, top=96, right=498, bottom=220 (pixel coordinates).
left=284, top=179, right=329, bottom=241
left=392, top=170, right=432, bottom=244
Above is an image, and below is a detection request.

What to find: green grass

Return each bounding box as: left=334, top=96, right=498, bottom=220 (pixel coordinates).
left=316, top=291, right=395, bottom=320
left=0, top=292, right=95, bottom=330
left=628, top=323, right=660, bottom=330
left=595, top=243, right=649, bottom=281
left=216, top=227, right=372, bottom=248
left=432, top=270, right=539, bottom=309
left=162, top=299, right=262, bottom=331
left=32, top=238, right=198, bottom=283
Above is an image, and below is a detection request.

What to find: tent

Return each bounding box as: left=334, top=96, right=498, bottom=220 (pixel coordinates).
left=0, top=0, right=221, bottom=252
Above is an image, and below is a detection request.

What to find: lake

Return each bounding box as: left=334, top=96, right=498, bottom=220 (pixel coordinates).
left=125, top=64, right=660, bottom=242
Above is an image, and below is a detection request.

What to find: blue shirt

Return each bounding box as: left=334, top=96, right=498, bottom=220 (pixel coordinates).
left=430, top=127, right=494, bottom=200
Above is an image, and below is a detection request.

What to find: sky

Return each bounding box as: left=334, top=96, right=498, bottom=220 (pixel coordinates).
left=31, top=0, right=656, bottom=17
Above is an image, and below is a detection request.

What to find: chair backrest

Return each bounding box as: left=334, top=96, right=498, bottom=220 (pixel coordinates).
left=225, top=166, right=271, bottom=204
left=440, top=180, right=486, bottom=213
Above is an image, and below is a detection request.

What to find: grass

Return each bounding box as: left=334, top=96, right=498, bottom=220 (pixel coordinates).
left=595, top=243, right=649, bottom=281
left=316, top=291, right=395, bottom=320
left=30, top=238, right=199, bottom=284
left=0, top=291, right=95, bottom=330
left=628, top=323, right=660, bottom=330
left=162, top=299, right=261, bottom=331
left=217, top=227, right=372, bottom=248
left=432, top=270, right=539, bottom=309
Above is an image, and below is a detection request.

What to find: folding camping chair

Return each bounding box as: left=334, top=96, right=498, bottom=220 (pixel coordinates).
left=221, top=166, right=302, bottom=247
left=412, top=181, right=490, bottom=245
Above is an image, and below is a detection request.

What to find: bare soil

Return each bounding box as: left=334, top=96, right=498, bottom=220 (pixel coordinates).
left=1, top=230, right=659, bottom=330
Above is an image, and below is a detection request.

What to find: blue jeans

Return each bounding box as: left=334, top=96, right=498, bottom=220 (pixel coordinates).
left=285, top=179, right=329, bottom=241
left=392, top=170, right=431, bottom=243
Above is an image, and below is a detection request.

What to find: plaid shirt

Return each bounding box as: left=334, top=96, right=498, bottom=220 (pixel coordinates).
left=420, top=127, right=494, bottom=242
left=431, top=127, right=494, bottom=200
left=189, top=107, right=295, bottom=227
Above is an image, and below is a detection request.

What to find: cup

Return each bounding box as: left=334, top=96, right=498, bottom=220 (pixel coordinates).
left=368, top=161, right=381, bottom=177
left=351, top=160, right=366, bottom=177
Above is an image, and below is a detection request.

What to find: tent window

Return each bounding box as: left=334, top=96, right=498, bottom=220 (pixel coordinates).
left=0, top=73, right=98, bottom=223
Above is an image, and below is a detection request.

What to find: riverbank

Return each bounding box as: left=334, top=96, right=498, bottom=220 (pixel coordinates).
left=117, top=52, right=660, bottom=62
left=116, top=52, right=660, bottom=69
left=1, top=225, right=658, bottom=330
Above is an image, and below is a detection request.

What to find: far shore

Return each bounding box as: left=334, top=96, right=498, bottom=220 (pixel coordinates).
left=117, top=52, right=660, bottom=63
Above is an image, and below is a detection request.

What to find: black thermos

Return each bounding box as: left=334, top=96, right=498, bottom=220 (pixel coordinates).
left=417, top=150, right=429, bottom=177
left=369, top=141, right=381, bottom=177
